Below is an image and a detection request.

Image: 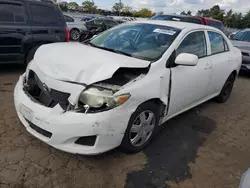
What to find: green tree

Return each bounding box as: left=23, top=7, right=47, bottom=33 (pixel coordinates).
left=224, top=9, right=233, bottom=27
left=112, top=2, right=124, bottom=15
left=59, top=2, right=68, bottom=12
left=134, top=8, right=154, bottom=18
left=180, top=11, right=186, bottom=15
left=197, top=9, right=211, bottom=17
left=122, top=5, right=132, bottom=13
left=210, top=5, right=224, bottom=21
left=68, top=2, right=78, bottom=7
left=82, top=0, right=97, bottom=13
left=180, top=10, right=191, bottom=16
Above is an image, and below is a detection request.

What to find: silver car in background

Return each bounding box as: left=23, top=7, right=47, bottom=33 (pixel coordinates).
left=63, top=14, right=87, bottom=41
left=230, top=29, right=250, bottom=72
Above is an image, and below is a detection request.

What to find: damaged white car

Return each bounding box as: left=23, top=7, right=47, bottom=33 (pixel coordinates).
left=14, top=21, right=242, bottom=155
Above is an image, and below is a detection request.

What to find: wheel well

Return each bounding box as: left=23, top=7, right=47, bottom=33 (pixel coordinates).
left=140, top=98, right=166, bottom=117
left=70, top=28, right=80, bottom=32
left=232, top=70, right=237, bottom=78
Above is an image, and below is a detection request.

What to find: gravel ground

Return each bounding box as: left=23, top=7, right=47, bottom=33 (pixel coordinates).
left=0, top=64, right=250, bottom=188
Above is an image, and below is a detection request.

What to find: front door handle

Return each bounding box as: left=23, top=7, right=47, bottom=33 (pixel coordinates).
left=205, top=63, right=212, bottom=70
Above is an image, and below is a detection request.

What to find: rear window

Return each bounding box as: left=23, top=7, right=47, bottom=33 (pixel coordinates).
left=150, top=15, right=203, bottom=24
left=0, top=3, right=25, bottom=23
left=207, top=20, right=224, bottom=30
left=30, top=4, right=58, bottom=25
left=64, top=15, right=74, bottom=22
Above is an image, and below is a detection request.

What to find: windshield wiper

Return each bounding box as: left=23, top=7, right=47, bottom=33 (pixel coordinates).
left=105, top=48, right=132, bottom=57
left=87, top=42, right=132, bottom=57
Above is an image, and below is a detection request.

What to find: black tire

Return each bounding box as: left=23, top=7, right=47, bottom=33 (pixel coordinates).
left=70, top=29, right=80, bottom=41
left=216, top=73, right=236, bottom=103
left=120, top=102, right=160, bottom=153
left=25, top=45, right=41, bottom=65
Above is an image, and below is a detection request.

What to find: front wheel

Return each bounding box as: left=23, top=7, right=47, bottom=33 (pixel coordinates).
left=216, top=73, right=236, bottom=103
left=120, top=102, right=160, bottom=153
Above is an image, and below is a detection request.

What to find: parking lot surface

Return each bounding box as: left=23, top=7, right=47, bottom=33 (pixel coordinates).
left=0, top=65, right=250, bottom=188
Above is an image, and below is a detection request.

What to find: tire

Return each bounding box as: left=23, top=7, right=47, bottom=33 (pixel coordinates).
left=216, top=73, right=236, bottom=103
left=120, top=102, right=160, bottom=153
left=25, top=45, right=41, bottom=65
left=70, top=29, right=80, bottom=41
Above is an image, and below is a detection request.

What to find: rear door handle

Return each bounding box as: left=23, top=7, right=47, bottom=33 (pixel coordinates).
left=229, top=58, right=233, bottom=62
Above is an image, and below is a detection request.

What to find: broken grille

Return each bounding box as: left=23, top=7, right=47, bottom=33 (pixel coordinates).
left=24, top=70, right=70, bottom=110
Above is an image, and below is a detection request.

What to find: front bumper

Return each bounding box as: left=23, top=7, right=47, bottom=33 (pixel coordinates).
left=14, top=76, right=132, bottom=155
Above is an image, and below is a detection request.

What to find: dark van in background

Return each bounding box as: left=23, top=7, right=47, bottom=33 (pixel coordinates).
left=0, top=0, right=69, bottom=65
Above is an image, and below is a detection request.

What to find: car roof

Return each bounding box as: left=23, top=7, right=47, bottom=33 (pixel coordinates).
left=131, top=20, right=217, bottom=30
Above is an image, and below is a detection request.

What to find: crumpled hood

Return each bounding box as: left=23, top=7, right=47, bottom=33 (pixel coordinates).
left=33, top=42, right=150, bottom=85
left=231, top=40, right=250, bottom=51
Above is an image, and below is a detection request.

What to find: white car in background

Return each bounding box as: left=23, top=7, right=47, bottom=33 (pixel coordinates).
left=63, top=14, right=87, bottom=41
left=14, top=21, right=242, bottom=155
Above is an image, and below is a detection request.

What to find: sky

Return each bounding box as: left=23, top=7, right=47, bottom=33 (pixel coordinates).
left=67, top=0, right=250, bottom=14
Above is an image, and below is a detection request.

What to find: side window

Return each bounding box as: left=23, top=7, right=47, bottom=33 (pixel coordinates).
left=0, top=3, right=25, bottom=23
left=242, top=31, right=250, bottom=42
left=233, top=31, right=245, bottom=41
left=105, top=20, right=117, bottom=26
left=30, top=4, right=58, bottom=25
left=208, top=31, right=227, bottom=54
left=207, top=20, right=224, bottom=30
left=176, top=31, right=207, bottom=58
left=64, top=15, right=74, bottom=22
left=94, top=19, right=104, bottom=25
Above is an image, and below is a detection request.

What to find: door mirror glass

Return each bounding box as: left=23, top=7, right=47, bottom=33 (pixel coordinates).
left=175, top=53, right=198, bottom=66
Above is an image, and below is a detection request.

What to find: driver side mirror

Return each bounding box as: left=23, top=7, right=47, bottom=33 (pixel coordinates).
left=175, top=53, right=198, bottom=66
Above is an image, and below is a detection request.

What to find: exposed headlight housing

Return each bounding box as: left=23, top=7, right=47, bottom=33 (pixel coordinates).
left=77, top=86, right=130, bottom=113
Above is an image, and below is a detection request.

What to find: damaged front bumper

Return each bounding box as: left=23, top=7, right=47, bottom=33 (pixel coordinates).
left=14, top=75, right=133, bottom=155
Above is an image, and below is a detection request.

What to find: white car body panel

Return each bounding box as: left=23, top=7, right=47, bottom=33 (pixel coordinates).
left=14, top=21, right=242, bottom=155
left=33, top=42, right=150, bottom=85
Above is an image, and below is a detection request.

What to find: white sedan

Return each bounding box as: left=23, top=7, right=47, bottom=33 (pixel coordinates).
left=14, top=20, right=242, bottom=155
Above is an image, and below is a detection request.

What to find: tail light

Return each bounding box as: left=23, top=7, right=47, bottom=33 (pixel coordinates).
left=66, top=28, right=70, bottom=42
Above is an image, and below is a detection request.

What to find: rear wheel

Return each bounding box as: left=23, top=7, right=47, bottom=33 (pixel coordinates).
left=70, top=29, right=80, bottom=41
left=120, top=102, right=160, bottom=153
left=216, top=73, right=236, bottom=103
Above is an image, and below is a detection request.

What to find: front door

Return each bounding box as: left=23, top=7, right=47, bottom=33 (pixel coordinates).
left=206, top=31, right=236, bottom=95
left=167, top=31, right=212, bottom=118
left=0, top=1, right=29, bottom=63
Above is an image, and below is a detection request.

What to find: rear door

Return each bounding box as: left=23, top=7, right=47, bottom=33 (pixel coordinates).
left=26, top=1, right=66, bottom=43
left=0, top=1, right=30, bottom=63
left=206, top=31, right=233, bottom=95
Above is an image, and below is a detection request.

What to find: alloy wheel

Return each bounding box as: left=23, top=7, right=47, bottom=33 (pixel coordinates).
left=129, top=110, right=156, bottom=147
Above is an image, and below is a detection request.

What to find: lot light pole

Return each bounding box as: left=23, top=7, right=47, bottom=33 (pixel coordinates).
left=119, top=0, right=122, bottom=16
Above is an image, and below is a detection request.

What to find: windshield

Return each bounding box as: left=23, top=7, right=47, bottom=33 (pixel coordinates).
left=233, top=30, right=250, bottom=42
left=89, top=23, right=181, bottom=61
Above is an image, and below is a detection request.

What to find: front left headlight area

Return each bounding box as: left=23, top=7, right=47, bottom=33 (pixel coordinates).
left=76, top=86, right=130, bottom=113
